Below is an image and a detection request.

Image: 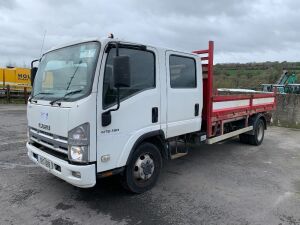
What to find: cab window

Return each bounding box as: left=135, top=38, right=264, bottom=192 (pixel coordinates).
left=169, top=55, right=196, bottom=88
left=103, top=47, right=155, bottom=108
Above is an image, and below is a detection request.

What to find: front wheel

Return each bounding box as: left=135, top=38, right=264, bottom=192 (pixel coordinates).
left=121, top=142, right=162, bottom=193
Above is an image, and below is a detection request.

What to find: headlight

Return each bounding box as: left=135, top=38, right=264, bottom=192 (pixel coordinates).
left=68, top=123, right=89, bottom=146
left=68, top=123, right=90, bottom=163
left=69, top=146, right=89, bottom=162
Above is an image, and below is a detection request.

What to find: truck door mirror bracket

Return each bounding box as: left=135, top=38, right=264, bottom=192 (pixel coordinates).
left=102, top=46, right=131, bottom=127
left=102, top=111, right=112, bottom=127
left=102, top=88, right=120, bottom=127
left=30, top=59, right=40, bottom=86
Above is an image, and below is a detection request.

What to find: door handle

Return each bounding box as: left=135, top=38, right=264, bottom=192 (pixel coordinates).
left=194, top=103, right=199, bottom=116
left=152, top=107, right=158, bottom=123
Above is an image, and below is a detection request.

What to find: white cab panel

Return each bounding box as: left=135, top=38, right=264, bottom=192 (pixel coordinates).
left=27, top=102, right=70, bottom=137
left=96, top=46, right=161, bottom=172
left=165, top=51, right=203, bottom=138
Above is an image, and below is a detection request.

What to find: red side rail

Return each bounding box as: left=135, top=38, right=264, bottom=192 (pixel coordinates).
left=212, top=93, right=276, bottom=122
left=193, top=41, right=214, bottom=137
left=193, top=41, right=276, bottom=138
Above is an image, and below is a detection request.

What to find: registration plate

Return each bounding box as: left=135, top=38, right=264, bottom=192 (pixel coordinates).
left=38, top=155, right=53, bottom=170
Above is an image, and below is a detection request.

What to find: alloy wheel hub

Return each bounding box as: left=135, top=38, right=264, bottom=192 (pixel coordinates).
left=133, top=154, right=155, bottom=181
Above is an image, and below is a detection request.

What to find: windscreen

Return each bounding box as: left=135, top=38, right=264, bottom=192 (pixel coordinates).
left=32, top=41, right=100, bottom=101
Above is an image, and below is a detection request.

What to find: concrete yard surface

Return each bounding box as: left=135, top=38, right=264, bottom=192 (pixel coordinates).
left=0, top=104, right=300, bottom=225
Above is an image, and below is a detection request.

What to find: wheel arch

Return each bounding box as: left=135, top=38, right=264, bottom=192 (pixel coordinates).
left=125, top=130, right=167, bottom=165
left=247, top=113, right=267, bottom=135
left=250, top=113, right=267, bottom=129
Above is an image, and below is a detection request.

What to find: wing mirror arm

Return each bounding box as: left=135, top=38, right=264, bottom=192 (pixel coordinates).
left=102, top=42, right=131, bottom=127
left=30, top=59, right=40, bottom=87
left=101, top=88, right=120, bottom=127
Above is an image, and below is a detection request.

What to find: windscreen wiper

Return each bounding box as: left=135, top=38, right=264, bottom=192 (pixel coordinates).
left=29, top=92, right=54, bottom=102
left=49, top=89, right=83, bottom=106
left=49, top=60, right=83, bottom=106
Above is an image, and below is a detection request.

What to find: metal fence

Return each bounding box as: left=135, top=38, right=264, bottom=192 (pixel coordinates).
left=0, top=85, right=31, bottom=104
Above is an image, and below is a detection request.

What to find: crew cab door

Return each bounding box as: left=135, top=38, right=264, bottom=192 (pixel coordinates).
left=96, top=44, right=161, bottom=172
left=165, top=51, right=202, bottom=138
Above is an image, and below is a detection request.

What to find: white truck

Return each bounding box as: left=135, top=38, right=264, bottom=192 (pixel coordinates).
left=27, top=37, right=276, bottom=193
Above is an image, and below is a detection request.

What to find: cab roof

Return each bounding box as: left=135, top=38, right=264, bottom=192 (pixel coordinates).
left=44, top=37, right=198, bottom=57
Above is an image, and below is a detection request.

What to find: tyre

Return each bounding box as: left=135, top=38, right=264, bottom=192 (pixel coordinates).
left=121, top=142, right=162, bottom=193
left=248, top=119, right=265, bottom=146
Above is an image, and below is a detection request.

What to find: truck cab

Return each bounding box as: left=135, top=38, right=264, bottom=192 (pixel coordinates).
left=27, top=37, right=203, bottom=193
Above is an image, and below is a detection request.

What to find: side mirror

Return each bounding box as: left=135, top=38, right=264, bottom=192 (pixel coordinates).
left=31, top=59, right=40, bottom=87
left=102, top=55, right=130, bottom=127
left=113, top=56, right=131, bottom=88
left=31, top=67, right=38, bottom=86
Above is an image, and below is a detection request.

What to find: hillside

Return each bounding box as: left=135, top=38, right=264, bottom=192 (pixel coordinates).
left=214, top=62, right=300, bottom=90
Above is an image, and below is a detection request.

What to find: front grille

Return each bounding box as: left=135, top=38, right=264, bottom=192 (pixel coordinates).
left=29, top=127, right=68, bottom=157
left=31, top=142, right=69, bottom=161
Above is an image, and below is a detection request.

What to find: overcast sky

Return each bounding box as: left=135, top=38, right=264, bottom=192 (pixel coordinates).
left=1, top=0, right=300, bottom=67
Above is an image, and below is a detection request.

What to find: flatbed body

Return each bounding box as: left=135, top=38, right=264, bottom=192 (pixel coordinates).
left=193, top=41, right=275, bottom=139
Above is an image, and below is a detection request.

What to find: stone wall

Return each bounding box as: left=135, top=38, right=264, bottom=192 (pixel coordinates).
left=272, top=94, right=300, bottom=128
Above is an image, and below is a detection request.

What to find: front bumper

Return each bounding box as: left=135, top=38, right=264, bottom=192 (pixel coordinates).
left=27, top=142, right=96, bottom=188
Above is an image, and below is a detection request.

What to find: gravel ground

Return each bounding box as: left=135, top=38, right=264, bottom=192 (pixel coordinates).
left=0, top=104, right=300, bottom=225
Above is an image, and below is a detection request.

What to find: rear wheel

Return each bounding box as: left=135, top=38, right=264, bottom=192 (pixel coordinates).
left=249, top=119, right=265, bottom=145
left=121, top=142, right=162, bottom=193
left=239, top=118, right=265, bottom=146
